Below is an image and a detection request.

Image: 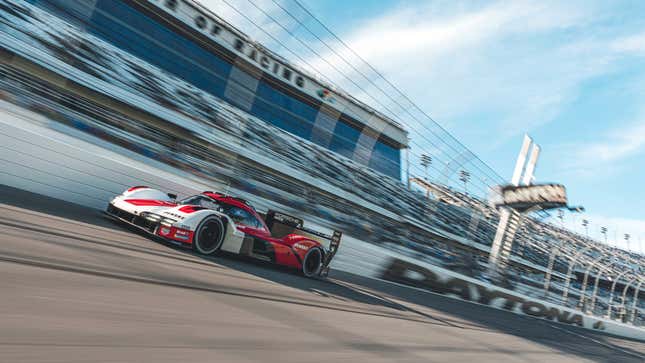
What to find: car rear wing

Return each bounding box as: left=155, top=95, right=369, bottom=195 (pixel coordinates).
left=265, top=210, right=342, bottom=277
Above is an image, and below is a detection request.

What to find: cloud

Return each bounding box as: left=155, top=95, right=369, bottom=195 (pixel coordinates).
left=558, top=113, right=645, bottom=179
left=199, top=1, right=645, bottom=149
left=302, top=1, right=596, bottom=76
left=611, top=32, right=645, bottom=55
left=585, top=121, right=645, bottom=163
left=293, top=1, right=645, bottom=149
left=290, top=2, right=608, bottom=143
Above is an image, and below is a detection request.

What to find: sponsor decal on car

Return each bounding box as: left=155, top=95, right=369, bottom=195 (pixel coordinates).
left=163, top=211, right=186, bottom=219
left=292, top=243, right=309, bottom=251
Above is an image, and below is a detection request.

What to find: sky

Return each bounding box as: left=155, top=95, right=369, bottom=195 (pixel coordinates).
left=200, top=0, right=645, bottom=251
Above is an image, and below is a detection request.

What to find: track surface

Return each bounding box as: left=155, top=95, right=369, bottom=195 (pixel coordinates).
left=0, top=186, right=643, bottom=362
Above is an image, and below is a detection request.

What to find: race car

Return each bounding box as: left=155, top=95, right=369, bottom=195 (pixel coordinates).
left=105, top=186, right=341, bottom=277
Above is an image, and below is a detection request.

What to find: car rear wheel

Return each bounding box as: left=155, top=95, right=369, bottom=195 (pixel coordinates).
left=302, top=247, right=323, bottom=277
left=193, top=216, right=225, bottom=255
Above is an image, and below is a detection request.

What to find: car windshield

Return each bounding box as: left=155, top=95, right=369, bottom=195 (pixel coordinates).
left=179, top=195, right=220, bottom=210
left=180, top=195, right=262, bottom=229
left=219, top=204, right=262, bottom=228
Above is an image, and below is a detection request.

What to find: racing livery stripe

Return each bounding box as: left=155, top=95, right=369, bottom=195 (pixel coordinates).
left=123, top=199, right=177, bottom=207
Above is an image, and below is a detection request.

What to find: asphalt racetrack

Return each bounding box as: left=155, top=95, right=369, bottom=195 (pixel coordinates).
left=1, top=185, right=643, bottom=362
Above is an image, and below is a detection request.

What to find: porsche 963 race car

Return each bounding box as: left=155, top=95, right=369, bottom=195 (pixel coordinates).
left=105, top=186, right=341, bottom=277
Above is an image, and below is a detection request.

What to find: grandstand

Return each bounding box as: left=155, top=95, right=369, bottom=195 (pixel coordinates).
left=24, top=0, right=407, bottom=179
left=2, top=0, right=644, bottom=326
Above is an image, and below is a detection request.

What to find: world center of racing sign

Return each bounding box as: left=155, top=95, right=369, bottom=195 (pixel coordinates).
left=493, top=183, right=567, bottom=212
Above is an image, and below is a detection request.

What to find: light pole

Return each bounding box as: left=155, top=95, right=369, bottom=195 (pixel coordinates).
left=459, top=170, right=471, bottom=195
left=582, top=219, right=589, bottom=237
left=601, top=226, right=608, bottom=244
left=420, top=154, right=432, bottom=181
left=624, top=234, right=631, bottom=252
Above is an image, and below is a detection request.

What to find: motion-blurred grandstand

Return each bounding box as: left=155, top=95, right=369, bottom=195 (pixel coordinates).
left=1, top=0, right=643, bottom=324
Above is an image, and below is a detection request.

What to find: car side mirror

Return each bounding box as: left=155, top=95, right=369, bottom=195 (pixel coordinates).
left=167, top=193, right=177, bottom=201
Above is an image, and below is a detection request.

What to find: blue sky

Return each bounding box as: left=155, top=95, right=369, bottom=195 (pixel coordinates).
left=202, top=0, right=645, bottom=251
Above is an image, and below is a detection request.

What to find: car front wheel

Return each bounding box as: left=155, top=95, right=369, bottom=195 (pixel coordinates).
left=193, top=216, right=225, bottom=255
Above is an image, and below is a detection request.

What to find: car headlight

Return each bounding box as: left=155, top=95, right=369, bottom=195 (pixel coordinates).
left=160, top=217, right=177, bottom=226
left=142, top=213, right=162, bottom=222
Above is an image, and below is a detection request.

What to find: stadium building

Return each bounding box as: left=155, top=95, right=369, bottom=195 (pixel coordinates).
left=29, top=0, right=408, bottom=179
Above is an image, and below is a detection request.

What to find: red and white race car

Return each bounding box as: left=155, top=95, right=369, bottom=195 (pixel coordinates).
left=105, top=186, right=341, bottom=277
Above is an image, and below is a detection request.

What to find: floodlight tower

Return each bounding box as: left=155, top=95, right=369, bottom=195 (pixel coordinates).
left=582, top=219, right=589, bottom=237
left=420, top=154, right=432, bottom=180
left=601, top=227, right=608, bottom=244
left=459, top=170, right=471, bottom=195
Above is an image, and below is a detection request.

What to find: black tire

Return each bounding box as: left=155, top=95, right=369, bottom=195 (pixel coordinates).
left=193, top=216, right=225, bottom=255
left=302, top=247, right=323, bottom=277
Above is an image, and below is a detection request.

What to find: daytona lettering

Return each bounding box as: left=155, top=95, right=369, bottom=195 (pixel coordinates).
left=383, top=258, right=584, bottom=327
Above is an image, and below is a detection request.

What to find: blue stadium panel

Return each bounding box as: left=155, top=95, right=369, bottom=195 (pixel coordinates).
left=28, top=0, right=402, bottom=179
left=330, top=121, right=361, bottom=159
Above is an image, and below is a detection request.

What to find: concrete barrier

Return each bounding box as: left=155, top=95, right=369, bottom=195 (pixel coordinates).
left=379, top=253, right=645, bottom=341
